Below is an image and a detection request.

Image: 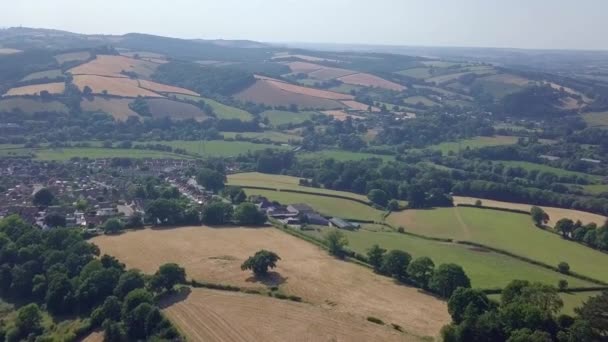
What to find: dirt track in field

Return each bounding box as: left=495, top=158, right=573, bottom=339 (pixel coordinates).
left=163, top=288, right=416, bottom=342
left=93, top=226, right=449, bottom=339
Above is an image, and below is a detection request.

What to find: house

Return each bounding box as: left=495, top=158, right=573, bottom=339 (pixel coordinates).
left=96, top=207, right=118, bottom=217
left=287, top=203, right=315, bottom=215
left=329, top=217, right=359, bottom=230
left=303, top=213, right=330, bottom=226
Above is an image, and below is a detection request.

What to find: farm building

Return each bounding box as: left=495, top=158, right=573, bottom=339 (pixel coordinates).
left=329, top=217, right=359, bottom=230
left=303, top=213, right=330, bottom=226
left=287, top=203, right=315, bottom=215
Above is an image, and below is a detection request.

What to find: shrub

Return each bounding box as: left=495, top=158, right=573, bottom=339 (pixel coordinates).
left=558, top=262, right=570, bottom=274
left=391, top=323, right=403, bottom=332
left=558, top=279, right=569, bottom=291
left=367, top=316, right=384, bottom=325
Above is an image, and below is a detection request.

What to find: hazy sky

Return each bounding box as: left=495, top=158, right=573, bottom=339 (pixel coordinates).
left=3, top=0, right=607, bottom=50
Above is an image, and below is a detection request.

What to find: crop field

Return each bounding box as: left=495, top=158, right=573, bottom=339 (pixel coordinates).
left=68, top=55, right=159, bottom=78
left=228, top=172, right=370, bottom=202
left=221, top=131, right=301, bottom=143
left=453, top=196, right=607, bottom=226
left=73, top=75, right=162, bottom=97
left=428, top=135, right=519, bottom=154
left=260, top=110, right=316, bottom=126
left=298, top=149, right=395, bottom=162
left=54, top=51, right=91, bottom=64
left=3, top=82, right=65, bottom=96
left=120, top=51, right=165, bottom=59
left=0, top=98, right=68, bottom=114
left=388, top=206, right=608, bottom=282
left=243, top=188, right=383, bottom=221
left=93, top=226, right=449, bottom=338
left=137, top=79, right=198, bottom=96
left=321, top=109, right=364, bottom=121
left=145, top=98, right=209, bottom=121
left=174, top=94, right=253, bottom=121
left=403, top=96, right=438, bottom=107
left=481, top=73, right=532, bottom=86
left=337, top=73, right=406, bottom=91
left=20, top=69, right=64, bottom=82
left=157, top=140, right=288, bottom=157
left=264, top=77, right=353, bottom=100
left=235, top=80, right=345, bottom=109
left=582, top=111, right=608, bottom=128
left=328, top=83, right=363, bottom=94
left=340, top=100, right=378, bottom=111
left=284, top=61, right=326, bottom=74
left=336, top=229, right=593, bottom=289
left=307, top=67, right=355, bottom=80
left=80, top=97, right=138, bottom=120
left=472, top=78, right=525, bottom=98
left=163, top=288, right=414, bottom=342
left=32, top=147, right=187, bottom=160
left=396, top=67, right=433, bottom=79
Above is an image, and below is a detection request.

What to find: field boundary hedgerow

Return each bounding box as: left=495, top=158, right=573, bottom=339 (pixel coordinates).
left=456, top=203, right=530, bottom=215
left=237, top=185, right=373, bottom=206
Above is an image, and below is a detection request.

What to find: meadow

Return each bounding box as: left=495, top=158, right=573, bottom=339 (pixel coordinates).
left=427, top=135, right=519, bottom=154
left=242, top=188, right=384, bottom=221
left=388, top=206, right=608, bottom=283
left=227, top=172, right=370, bottom=202
left=298, top=150, right=395, bottom=162
left=33, top=147, right=187, bottom=160
left=174, top=94, right=253, bottom=121
left=221, top=131, right=301, bottom=143
left=260, top=110, right=317, bottom=126
left=158, top=140, right=288, bottom=157
left=582, top=111, right=608, bottom=128
left=497, top=160, right=600, bottom=180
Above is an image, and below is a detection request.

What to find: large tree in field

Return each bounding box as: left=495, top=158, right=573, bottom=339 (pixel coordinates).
left=555, top=218, right=575, bottom=238
left=381, top=250, right=411, bottom=281
left=150, top=263, right=186, bottom=293
left=407, top=256, right=435, bottom=289
left=241, top=250, right=280, bottom=277
left=324, top=229, right=348, bottom=257
left=366, top=244, right=386, bottom=272
left=530, top=206, right=549, bottom=226
left=429, top=263, right=471, bottom=298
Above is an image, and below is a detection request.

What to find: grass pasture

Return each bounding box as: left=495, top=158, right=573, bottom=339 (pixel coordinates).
left=388, top=206, right=608, bottom=283
left=145, top=98, right=209, bottom=122
left=396, top=68, right=433, bottom=79
left=32, top=147, right=187, bottom=160
left=298, top=150, right=395, bottom=162
left=235, top=79, right=346, bottom=109
left=428, top=135, right=519, bottom=154
left=243, top=188, right=383, bottom=221
left=0, top=98, right=68, bottom=114
left=81, top=97, right=138, bottom=121
left=221, top=131, right=301, bottom=143
left=175, top=94, right=254, bottom=121
left=228, top=172, right=369, bottom=202
left=496, top=160, right=599, bottom=180
left=582, top=111, right=608, bottom=128
left=54, top=51, right=91, bottom=64
left=403, top=96, right=438, bottom=107
left=337, top=73, right=406, bottom=91
left=260, top=110, right=317, bottom=126
left=20, top=69, right=64, bottom=82
left=157, top=140, right=288, bottom=157
left=3, top=82, right=65, bottom=97
left=93, top=226, right=449, bottom=338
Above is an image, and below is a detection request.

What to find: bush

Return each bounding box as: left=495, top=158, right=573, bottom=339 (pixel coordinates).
left=391, top=323, right=403, bottom=332
left=397, top=227, right=405, bottom=233
left=558, top=262, right=570, bottom=274
left=367, top=316, right=384, bottom=325
left=558, top=279, right=569, bottom=291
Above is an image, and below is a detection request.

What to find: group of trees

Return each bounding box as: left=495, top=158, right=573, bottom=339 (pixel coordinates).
left=442, top=280, right=608, bottom=341
left=0, top=215, right=183, bottom=341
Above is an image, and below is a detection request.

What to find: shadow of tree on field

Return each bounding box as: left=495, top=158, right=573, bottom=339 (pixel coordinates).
left=245, top=271, right=287, bottom=287
left=157, top=286, right=192, bottom=309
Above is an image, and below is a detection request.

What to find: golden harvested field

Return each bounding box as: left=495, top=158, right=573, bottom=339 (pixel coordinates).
left=81, top=97, right=139, bottom=121
left=68, top=55, right=159, bottom=78
left=338, top=73, right=406, bottom=91
left=54, top=51, right=91, bottom=64
left=235, top=80, right=346, bottom=109
left=284, top=61, right=325, bottom=73
left=73, top=75, right=162, bottom=97
left=261, top=77, right=353, bottom=100
left=3, top=82, right=65, bottom=97
left=0, top=98, right=68, bottom=114
left=163, top=288, right=414, bottom=342
left=93, top=227, right=449, bottom=338
left=308, top=67, right=356, bottom=80
left=453, top=196, right=607, bottom=226
left=138, top=79, right=199, bottom=96
left=479, top=73, right=532, bottom=86
left=81, top=331, right=104, bottom=342
left=340, top=100, right=379, bottom=111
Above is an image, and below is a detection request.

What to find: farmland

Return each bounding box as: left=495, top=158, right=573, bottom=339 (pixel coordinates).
left=227, top=172, right=370, bottom=202
left=0, top=98, right=68, bottom=114
left=582, top=110, right=608, bottom=128
left=156, top=140, right=288, bottom=157
left=235, top=80, right=346, bottom=109
left=496, top=160, right=600, bottom=180
left=174, top=94, right=253, bottom=121
left=137, top=79, right=199, bottom=96
left=68, top=55, right=159, bottom=78
left=221, top=131, right=301, bottom=143
left=453, top=196, right=607, bottom=226
left=3, top=82, right=65, bottom=96
left=336, top=229, right=593, bottom=289
left=81, top=97, right=138, bottom=120
left=93, top=226, right=449, bottom=338
left=388, top=206, right=608, bottom=282
left=33, top=147, right=187, bottom=160
left=298, top=149, right=395, bottom=162
left=338, top=73, right=406, bottom=91
left=72, top=75, right=162, bottom=97
left=242, top=188, right=383, bottom=221
left=54, top=51, right=91, bottom=64
left=163, top=288, right=412, bottom=341
left=145, top=98, right=209, bottom=121
left=403, top=96, right=438, bottom=107
left=427, top=135, right=519, bottom=154
left=20, top=69, right=64, bottom=82
left=260, top=110, right=317, bottom=126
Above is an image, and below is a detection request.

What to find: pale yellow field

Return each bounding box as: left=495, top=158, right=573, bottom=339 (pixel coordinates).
left=0, top=48, right=22, bottom=55
left=453, top=196, right=607, bottom=226
left=54, top=51, right=91, bottom=64
left=81, top=96, right=139, bottom=121
left=321, top=110, right=365, bottom=121
left=338, top=73, right=406, bottom=91
left=93, top=227, right=449, bottom=338
left=73, top=75, right=162, bottom=97
left=163, top=288, right=415, bottom=342
left=68, top=55, right=159, bottom=78
left=138, top=79, right=199, bottom=96
left=3, top=82, right=65, bottom=97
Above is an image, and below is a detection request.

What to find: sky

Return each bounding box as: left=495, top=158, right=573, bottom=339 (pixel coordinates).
left=2, top=0, right=608, bottom=50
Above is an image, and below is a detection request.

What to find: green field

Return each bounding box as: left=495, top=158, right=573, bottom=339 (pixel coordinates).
left=298, top=150, right=395, bottom=162
left=582, top=111, right=608, bottom=128
left=20, top=69, right=64, bottom=82
left=243, top=188, right=384, bottom=221
left=158, top=140, right=288, bottom=157
left=396, top=67, right=433, bottom=79
left=0, top=98, right=69, bottom=114
left=260, top=110, right=318, bottom=126
left=388, top=207, right=608, bottom=283
left=32, top=147, right=188, bottom=160
left=489, top=291, right=600, bottom=315
left=582, top=184, right=608, bottom=194
left=473, top=79, right=523, bottom=98
left=328, top=83, right=362, bottom=94
left=334, top=229, right=593, bottom=289
left=497, top=160, right=599, bottom=180
left=428, top=135, right=519, bottom=154
left=228, top=172, right=369, bottom=202
left=221, top=131, right=301, bottom=143
left=403, top=96, right=438, bottom=107
left=174, top=94, right=253, bottom=121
